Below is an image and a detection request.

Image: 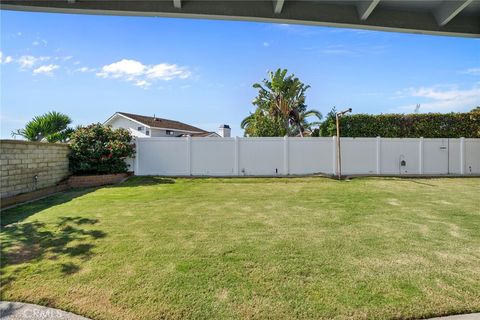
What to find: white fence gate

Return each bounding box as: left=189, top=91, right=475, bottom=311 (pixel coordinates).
left=133, top=137, right=480, bottom=176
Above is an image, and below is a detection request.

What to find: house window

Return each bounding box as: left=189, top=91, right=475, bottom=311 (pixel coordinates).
left=166, top=130, right=174, bottom=136
left=146, top=130, right=150, bottom=135
left=137, top=126, right=143, bottom=131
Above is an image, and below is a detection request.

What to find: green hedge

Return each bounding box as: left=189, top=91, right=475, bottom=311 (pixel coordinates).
left=320, top=112, right=480, bottom=138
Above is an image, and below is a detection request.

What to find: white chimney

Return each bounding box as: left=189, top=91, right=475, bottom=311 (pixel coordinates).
left=218, top=124, right=231, bottom=138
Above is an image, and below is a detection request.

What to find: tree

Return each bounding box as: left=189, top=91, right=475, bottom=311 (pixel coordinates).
left=242, top=69, right=321, bottom=137
left=317, top=107, right=337, bottom=137
left=12, top=111, right=73, bottom=142
left=241, top=109, right=286, bottom=137
left=290, top=106, right=322, bottom=137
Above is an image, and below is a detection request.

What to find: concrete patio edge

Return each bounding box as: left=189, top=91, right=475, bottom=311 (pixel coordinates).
left=1, top=301, right=478, bottom=320
left=426, top=313, right=480, bottom=320
left=0, top=301, right=91, bottom=320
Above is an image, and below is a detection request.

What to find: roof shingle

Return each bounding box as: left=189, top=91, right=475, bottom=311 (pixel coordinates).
left=117, top=112, right=207, bottom=133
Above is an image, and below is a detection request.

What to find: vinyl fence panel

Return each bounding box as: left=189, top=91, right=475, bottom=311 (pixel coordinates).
left=341, top=138, right=377, bottom=175
left=133, top=137, right=479, bottom=177
left=380, top=139, right=420, bottom=175
left=238, top=138, right=285, bottom=175
left=136, top=138, right=189, bottom=175
left=191, top=137, right=236, bottom=176
left=448, top=139, right=461, bottom=174
left=423, top=138, right=449, bottom=174
left=288, top=138, right=333, bottom=174
left=465, top=139, right=480, bottom=174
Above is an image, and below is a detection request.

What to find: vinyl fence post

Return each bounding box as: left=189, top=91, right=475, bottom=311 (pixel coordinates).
left=283, top=136, right=289, bottom=175
left=332, top=136, right=337, bottom=176
left=134, top=138, right=139, bottom=175
left=376, top=136, right=381, bottom=175
left=187, top=136, right=192, bottom=176
left=460, top=137, right=465, bottom=175
left=234, top=136, right=239, bottom=176
left=418, top=137, right=424, bottom=175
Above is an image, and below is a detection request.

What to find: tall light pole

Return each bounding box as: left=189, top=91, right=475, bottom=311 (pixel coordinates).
left=336, top=108, right=352, bottom=179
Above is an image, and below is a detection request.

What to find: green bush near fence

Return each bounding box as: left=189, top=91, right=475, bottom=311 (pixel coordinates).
left=69, top=123, right=135, bottom=174
left=318, top=109, right=480, bottom=138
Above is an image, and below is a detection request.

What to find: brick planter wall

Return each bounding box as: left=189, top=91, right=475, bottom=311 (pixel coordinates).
left=68, top=173, right=129, bottom=188
left=0, top=140, right=70, bottom=199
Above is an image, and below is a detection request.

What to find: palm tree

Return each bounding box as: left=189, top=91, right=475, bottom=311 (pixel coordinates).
left=290, top=107, right=322, bottom=137
left=12, top=111, right=73, bottom=142
left=240, top=113, right=255, bottom=131
left=242, top=68, right=321, bottom=136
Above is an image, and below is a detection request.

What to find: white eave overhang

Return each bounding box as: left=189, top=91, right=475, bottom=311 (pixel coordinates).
left=1, top=0, right=479, bottom=38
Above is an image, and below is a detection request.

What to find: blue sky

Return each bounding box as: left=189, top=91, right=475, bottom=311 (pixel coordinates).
left=1, top=10, right=479, bottom=138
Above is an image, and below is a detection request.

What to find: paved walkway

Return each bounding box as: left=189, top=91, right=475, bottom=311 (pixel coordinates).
left=1, top=301, right=479, bottom=319
left=0, top=302, right=90, bottom=320
left=428, top=314, right=480, bottom=320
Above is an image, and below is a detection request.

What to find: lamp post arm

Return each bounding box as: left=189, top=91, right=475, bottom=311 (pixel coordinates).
left=335, top=108, right=352, bottom=179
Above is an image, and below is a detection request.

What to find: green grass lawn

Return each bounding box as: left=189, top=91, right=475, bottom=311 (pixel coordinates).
left=1, top=177, right=479, bottom=319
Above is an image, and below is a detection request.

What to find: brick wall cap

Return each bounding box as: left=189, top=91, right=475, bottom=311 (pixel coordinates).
left=0, top=140, right=69, bottom=147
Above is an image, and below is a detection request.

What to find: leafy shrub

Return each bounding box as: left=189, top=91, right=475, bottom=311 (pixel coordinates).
left=243, top=109, right=287, bottom=137
left=69, top=124, right=135, bottom=174
left=318, top=109, right=480, bottom=138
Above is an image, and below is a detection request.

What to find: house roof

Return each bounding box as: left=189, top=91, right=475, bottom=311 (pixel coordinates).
left=179, top=132, right=220, bottom=137
left=116, top=112, right=207, bottom=133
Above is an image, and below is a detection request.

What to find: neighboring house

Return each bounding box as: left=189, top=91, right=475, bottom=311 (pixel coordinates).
left=104, top=112, right=231, bottom=138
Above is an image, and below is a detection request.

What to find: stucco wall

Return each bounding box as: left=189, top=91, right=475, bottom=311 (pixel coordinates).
left=108, top=116, right=148, bottom=132
left=0, top=140, right=70, bottom=199
left=150, top=128, right=173, bottom=137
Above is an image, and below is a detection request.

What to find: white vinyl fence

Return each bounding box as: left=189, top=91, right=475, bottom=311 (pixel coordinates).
left=133, top=137, right=480, bottom=176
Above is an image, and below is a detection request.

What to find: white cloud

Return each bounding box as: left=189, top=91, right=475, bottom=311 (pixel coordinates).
left=53, top=55, right=73, bottom=61
left=62, top=55, right=73, bottom=61
left=75, top=66, right=95, bottom=73
left=32, top=39, right=47, bottom=47
left=146, top=63, right=191, bottom=80
left=134, top=80, right=151, bottom=88
left=33, top=64, right=59, bottom=75
left=0, top=52, right=12, bottom=64
left=18, top=55, right=37, bottom=68
left=17, top=55, right=50, bottom=69
left=263, top=42, right=270, bottom=47
left=97, top=59, right=146, bottom=79
left=97, top=59, right=191, bottom=88
left=410, top=86, right=479, bottom=101
left=392, top=85, right=480, bottom=113
left=463, top=68, right=480, bottom=76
